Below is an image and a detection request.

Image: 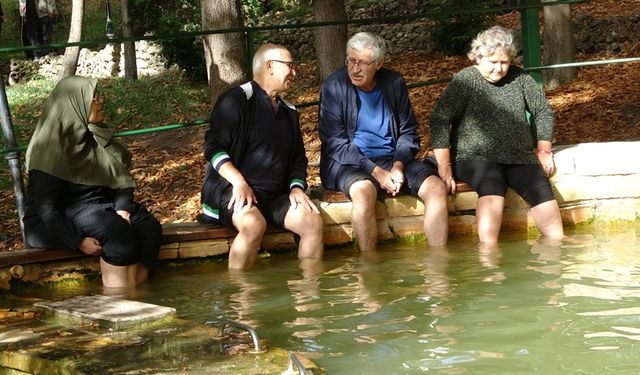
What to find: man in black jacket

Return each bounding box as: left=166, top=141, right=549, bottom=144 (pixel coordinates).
left=319, top=32, right=449, bottom=252
left=201, top=43, right=323, bottom=269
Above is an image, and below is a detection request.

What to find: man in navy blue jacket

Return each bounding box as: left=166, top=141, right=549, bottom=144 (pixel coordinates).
left=319, top=32, right=449, bottom=252
left=201, top=44, right=323, bottom=269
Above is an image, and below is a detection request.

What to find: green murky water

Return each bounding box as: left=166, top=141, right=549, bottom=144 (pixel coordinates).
left=8, top=225, right=640, bottom=374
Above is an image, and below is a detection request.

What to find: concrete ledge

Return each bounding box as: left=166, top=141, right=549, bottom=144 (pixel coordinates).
left=0, top=248, right=81, bottom=267
left=1, top=141, right=639, bottom=289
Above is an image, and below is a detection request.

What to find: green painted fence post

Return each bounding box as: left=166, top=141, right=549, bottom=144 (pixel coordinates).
left=519, top=0, right=543, bottom=85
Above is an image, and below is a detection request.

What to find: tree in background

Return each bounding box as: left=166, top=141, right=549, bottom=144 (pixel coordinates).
left=120, top=0, right=137, bottom=80
left=130, top=0, right=205, bottom=82
left=313, top=0, right=347, bottom=82
left=58, top=0, right=83, bottom=80
left=200, top=0, right=247, bottom=104
left=542, top=1, right=576, bottom=89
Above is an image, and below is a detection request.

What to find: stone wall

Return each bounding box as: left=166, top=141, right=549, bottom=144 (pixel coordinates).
left=261, top=6, right=640, bottom=59
left=7, top=40, right=168, bottom=84
left=2, top=141, right=638, bottom=289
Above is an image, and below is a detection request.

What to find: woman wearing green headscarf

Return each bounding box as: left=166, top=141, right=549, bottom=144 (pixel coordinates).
left=22, top=76, right=162, bottom=289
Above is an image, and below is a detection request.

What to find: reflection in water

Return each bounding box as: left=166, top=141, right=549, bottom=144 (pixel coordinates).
left=527, top=236, right=564, bottom=305
left=423, top=246, right=452, bottom=299
left=13, top=227, right=640, bottom=374
left=227, top=269, right=266, bottom=327
left=478, top=242, right=506, bottom=283
left=102, top=279, right=152, bottom=300
left=562, top=231, right=640, bottom=300
left=152, top=228, right=640, bottom=374
left=288, top=258, right=324, bottom=313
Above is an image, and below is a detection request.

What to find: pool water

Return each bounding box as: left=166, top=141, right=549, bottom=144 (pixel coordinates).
left=10, top=225, right=640, bottom=374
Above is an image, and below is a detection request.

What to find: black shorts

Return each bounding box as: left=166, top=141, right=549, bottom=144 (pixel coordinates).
left=335, top=157, right=438, bottom=198
left=203, top=185, right=291, bottom=229
left=454, top=160, right=555, bottom=206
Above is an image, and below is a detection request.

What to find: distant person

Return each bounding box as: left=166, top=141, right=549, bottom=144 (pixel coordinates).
left=22, top=76, right=162, bottom=288
left=318, top=31, right=450, bottom=252
left=200, top=43, right=324, bottom=269
left=18, top=0, right=57, bottom=59
left=429, top=26, right=564, bottom=244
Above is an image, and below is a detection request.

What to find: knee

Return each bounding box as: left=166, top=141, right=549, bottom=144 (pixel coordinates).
left=235, top=210, right=267, bottom=237
left=304, top=211, right=324, bottom=235
left=420, top=176, right=448, bottom=201
left=349, top=180, right=377, bottom=208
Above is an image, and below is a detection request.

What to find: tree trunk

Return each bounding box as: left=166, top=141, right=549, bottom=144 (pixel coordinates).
left=313, top=0, right=347, bottom=82
left=200, top=0, right=247, bottom=105
left=121, top=0, right=138, bottom=80
left=542, top=3, right=576, bottom=90
left=58, top=0, right=84, bottom=81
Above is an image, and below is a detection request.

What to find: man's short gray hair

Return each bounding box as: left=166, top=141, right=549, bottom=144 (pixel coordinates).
left=252, top=43, right=289, bottom=75
left=467, top=26, right=518, bottom=61
left=346, top=32, right=387, bottom=62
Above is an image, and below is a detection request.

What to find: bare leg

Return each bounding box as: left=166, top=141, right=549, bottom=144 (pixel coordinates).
left=135, top=264, right=149, bottom=284
left=100, top=258, right=137, bottom=288
left=284, top=204, right=324, bottom=260
left=418, top=175, right=449, bottom=247
left=229, top=207, right=267, bottom=269
left=531, top=199, right=564, bottom=239
left=349, top=180, right=378, bottom=252
left=476, top=195, right=505, bottom=244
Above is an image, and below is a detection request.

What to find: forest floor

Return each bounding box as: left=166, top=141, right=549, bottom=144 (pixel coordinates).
left=0, top=0, right=639, bottom=252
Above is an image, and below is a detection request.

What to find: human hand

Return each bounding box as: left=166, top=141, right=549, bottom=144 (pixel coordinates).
left=79, top=237, right=101, bottom=255
left=372, top=166, right=399, bottom=196
left=228, top=181, right=257, bottom=212
left=289, top=188, right=320, bottom=213
left=116, top=210, right=131, bottom=224
left=537, top=153, right=555, bottom=177
left=437, top=164, right=456, bottom=194
left=390, top=161, right=405, bottom=193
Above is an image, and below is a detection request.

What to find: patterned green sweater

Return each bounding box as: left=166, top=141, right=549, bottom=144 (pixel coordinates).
left=429, top=65, right=554, bottom=164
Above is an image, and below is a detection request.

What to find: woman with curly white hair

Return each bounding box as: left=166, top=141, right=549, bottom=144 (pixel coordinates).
left=429, top=26, right=564, bottom=244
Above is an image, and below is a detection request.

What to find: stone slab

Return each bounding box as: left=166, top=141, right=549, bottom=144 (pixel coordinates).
left=385, top=196, right=425, bottom=217
left=552, top=175, right=640, bottom=203
left=262, top=231, right=296, bottom=249
left=388, top=216, right=425, bottom=238
left=34, top=295, right=176, bottom=330
left=554, top=141, right=640, bottom=176
left=323, top=223, right=353, bottom=245
left=0, top=313, right=318, bottom=375
left=178, top=239, right=230, bottom=258
left=560, top=203, right=597, bottom=225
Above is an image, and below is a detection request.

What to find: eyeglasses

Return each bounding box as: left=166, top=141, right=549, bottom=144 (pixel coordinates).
left=345, top=58, right=376, bottom=68
left=271, top=59, right=297, bottom=70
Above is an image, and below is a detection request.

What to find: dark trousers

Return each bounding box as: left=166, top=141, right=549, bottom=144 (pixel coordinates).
left=39, top=16, right=53, bottom=50
left=26, top=204, right=162, bottom=273
left=22, top=16, right=41, bottom=59
left=21, top=16, right=53, bottom=59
